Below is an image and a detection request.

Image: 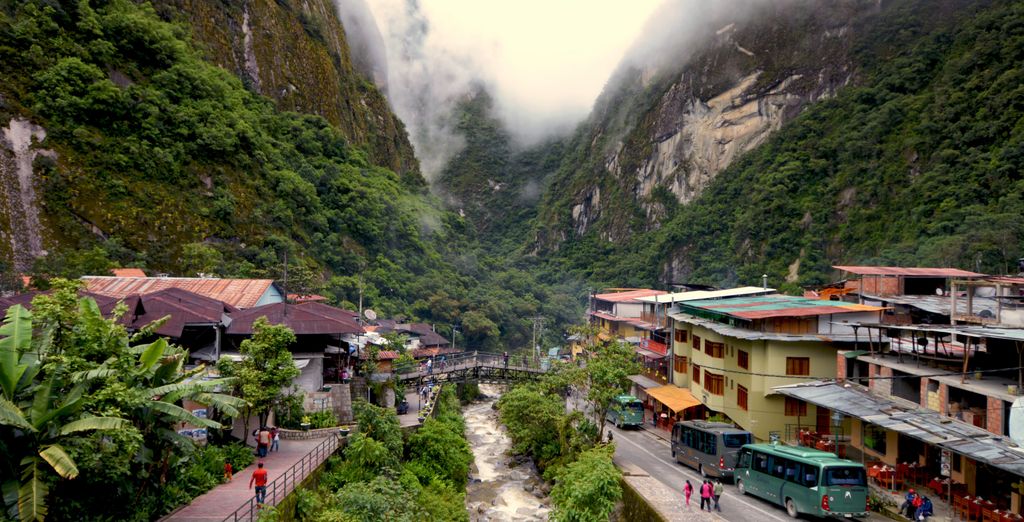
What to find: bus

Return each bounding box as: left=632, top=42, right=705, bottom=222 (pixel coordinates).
left=671, top=420, right=752, bottom=481
left=606, top=395, right=644, bottom=428
left=735, top=443, right=868, bottom=519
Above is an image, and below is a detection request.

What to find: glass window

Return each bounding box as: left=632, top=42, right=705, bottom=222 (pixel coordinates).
left=784, top=460, right=801, bottom=483
left=770, top=456, right=788, bottom=478
left=738, top=449, right=752, bottom=468
left=693, top=335, right=701, bottom=350
left=823, top=467, right=867, bottom=486
left=754, top=452, right=769, bottom=473
left=802, top=466, right=820, bottom=487
left=737, top=385, right=748, bottom=411
left=693, top=364, right=701, bottom=385
left=786, top=357, right=810, bottom=376
left=723, top=433, right=751, bottom=447
left=738, top=350, right=749, bottom=369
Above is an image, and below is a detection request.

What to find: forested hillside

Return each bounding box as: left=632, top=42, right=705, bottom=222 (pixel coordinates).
left=527, top=0, right=1023, bottom=291
left=0, top=0, right=580, bottom=351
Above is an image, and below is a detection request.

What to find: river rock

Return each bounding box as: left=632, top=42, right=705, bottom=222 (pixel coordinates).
left=523, top=483, right=534, bottom=492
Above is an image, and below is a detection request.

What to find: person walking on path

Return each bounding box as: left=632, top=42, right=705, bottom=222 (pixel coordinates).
left=249, top=462, right=269, bottom=505
left=699, top=480, right=712, bottom=511
left=503, top=351, right=509, bottom=369
left=270, top=427, right=280, bottom=452
left=713, top=479, right=724, bottom=512
left=683, top=480, right=693, bottom=508
left=256, top=427, right=271, bottom=458
left=223, top=461, right=233, bottom=482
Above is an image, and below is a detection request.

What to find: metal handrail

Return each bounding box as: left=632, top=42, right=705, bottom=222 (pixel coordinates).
left=223, top=433, right=343, bottom=522
left=395, top=352, right=549, bottom=375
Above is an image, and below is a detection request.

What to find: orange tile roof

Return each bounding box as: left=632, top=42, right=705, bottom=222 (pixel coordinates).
left=593, top=289, right=667, bottom=303
left=81, top=276, right=277, bottom=309
left=111, top=268, right=147, bottom=277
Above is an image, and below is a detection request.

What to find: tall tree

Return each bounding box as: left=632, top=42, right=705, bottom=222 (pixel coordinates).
left=578, top=341, right=641, bottom=443
left=219, top=318, right=299, bottom=437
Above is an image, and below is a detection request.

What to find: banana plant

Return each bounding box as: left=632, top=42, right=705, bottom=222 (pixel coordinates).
left=0, top=305, right=130, bottom=522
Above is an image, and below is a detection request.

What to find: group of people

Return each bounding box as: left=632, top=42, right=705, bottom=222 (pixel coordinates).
left=252, top=426, right=280, bottom=458
left=683, top=479, right=724, bottom=512
left=900, top=489, right=934, bottom=521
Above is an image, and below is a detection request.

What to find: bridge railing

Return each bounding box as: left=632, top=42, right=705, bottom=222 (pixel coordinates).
left=395, top=351, right=549, bottom=376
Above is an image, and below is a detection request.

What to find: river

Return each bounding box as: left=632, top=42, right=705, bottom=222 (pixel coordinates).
left=464, top=384, right=551, bottom=521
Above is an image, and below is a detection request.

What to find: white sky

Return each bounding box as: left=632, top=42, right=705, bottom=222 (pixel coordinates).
left=365, top=0, right=664, bottom=149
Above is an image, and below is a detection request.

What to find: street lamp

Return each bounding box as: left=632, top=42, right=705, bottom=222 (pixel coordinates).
left=832, top=411, right=843, bottom=455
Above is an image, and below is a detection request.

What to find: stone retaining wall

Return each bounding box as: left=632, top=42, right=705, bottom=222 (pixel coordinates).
left=278, top=427, right=351, bottom=440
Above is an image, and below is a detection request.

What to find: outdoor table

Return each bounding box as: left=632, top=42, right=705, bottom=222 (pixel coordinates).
left=1000, top=511, right=1023, bottom=522
left=971, top=498, right=996, bottom=522
left=955, top=496, right=971, bottom=520
left=984, top=508, right=1002, bottom=522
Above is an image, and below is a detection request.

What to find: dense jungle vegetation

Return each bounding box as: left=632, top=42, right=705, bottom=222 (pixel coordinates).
left=545, top=0, right=1024, bottom=290
left=0, top=0, right=581, bottom=351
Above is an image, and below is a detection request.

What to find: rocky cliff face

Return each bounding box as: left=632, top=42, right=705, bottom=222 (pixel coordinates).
left=154, top=0, right=418, bottom=177
left=0, top=118, right=53, bottom=271
left=533, top=1, right=874, bottom=251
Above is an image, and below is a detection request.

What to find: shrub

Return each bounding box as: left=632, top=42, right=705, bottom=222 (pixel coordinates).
left=307, top=409, right=338, bottom=429
left=549, top=445, right=622, bottom=522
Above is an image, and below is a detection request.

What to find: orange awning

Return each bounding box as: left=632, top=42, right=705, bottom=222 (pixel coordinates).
left=645, top=385, right=701, bottom=413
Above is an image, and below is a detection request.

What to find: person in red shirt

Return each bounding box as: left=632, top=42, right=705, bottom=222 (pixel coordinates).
left=249, top=462, right=268, bottom=505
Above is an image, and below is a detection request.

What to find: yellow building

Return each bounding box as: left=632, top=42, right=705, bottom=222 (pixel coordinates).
left=668, top=294, right=884, bottom=441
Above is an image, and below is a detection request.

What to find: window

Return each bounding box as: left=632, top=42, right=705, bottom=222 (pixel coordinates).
left=770, top=456, right=789, bottom=479
left=801, top=466, right=820, bottom=487
left=689, top=430, right=717, bottom=455
left=705, top=341, right=724, bottom=358
left=692, top=335, right=701, bottom=350
left=674, top=329, right=688, bottom=343
left=824, top=467, right=866, bottom=486
left=863, top=424, right=887, bottom=454
left=737, top=385, right=748, bottom=411
left=674, top=355, right=688, bottom=373
left=704, top=372, right=724, bottom=395
left=723, top=433, right=751, bottom=447
left=952, top=453, right=962, bottom=473
left=738, top=350, right=749, bottom=369
left=693, top=364, right=701, bottom=385
left=786, top=357, right=810, bottom=376
left=785, top=397, right=807, bottom=416
left=754, top=451, right=769, bottom=473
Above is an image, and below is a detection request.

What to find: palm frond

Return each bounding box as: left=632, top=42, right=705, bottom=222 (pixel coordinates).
left=138, top=338, right=169, bottom=372
left=17, top=458, right=47, bottom=522
left=57, top=416, right=129, bottom=436
left=148, top=400, right=221, bottom=429
left=71, top=368, right=118, bottom=382
left=0, top=395, right=32, bottom=431
left=38, top=445, right=78, bottom=480
left=193, top=392, right=246, bottom=417
left=0, top=305, right=31, bottom=401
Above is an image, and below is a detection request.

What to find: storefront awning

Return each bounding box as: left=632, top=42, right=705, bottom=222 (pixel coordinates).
left=646, top=385, right=701, bottom=414
left=628, top=374, right=663, bottom=390
left=842, top=350, right=870, bottom=359
left=774, top=381, right=1024, bottom=478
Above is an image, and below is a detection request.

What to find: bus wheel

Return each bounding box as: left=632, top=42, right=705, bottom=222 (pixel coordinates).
left=785, top=498, right=799, bottom=518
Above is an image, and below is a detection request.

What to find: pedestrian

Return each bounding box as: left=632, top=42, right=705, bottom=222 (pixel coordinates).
left=901, top=489, right=918, bottom=519
left=503, top=351, right=509, bottom=369
left=249, top=461, right=268, bottom=505
left=915, top=496, right=933, bottom=521
left=427, top=358, right=433, bottom=374
left=223, top=461, right=233, bottom=482
left=713, top=479, right=723, bottom=512
left=699, top=479, right=712, bottom=511
left=256, top=427, right=271, bottom=458
left=683, top=480, right=693, bottom=508
left=270, top=427, right=279, bottom=452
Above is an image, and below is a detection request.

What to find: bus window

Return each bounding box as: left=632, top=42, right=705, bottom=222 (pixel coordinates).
left=769, top=456, right=787, bottom=479
left=702, top=433, right=717, bottom=455
left=738, top=448, right=751, bottom=468
left=754, top=452, right=769, bottom=473
left=802, top=465, right=819, bottom=487
left=683, top=427, right=692, bottom=447
left=723, top=433, right=751, bottom=448
left=824, top=467, right=866, bottom=486
left=784, top=460, right=800, bottom=483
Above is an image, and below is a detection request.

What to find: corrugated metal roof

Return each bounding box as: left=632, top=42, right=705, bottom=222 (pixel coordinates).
left=834, top=266, right=984, bottom=277
left=635, top=286, right=776, bottom=304
left=82, top=276, right=278, bottom=309
left=226, top=302, right=363, bottom=335
left=669, top=311, right=867, bottom=342
left=111, top=268, right=147, bottom=277
left=680, top=295, right=885, bottom=320
left=984, top=276, right=1024, bottom=285
left=593, top=289, right=667, bottom=303
left=627, top=374, right=663, bottom=389
left=774, top=381, right=1024, bottom=478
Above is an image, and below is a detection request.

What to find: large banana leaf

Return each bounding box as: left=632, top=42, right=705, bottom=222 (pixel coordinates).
left=56, top=416, right=129, bottom=436
left=0, top=395, right=32, bottom=431
left=147, top=400, right=221, bottom=429
left=193, top=392, right=247, bottom=417
left=17, top=458, right=47, bottom=522
left=71, top=368, right=118, bottom=382
left=38, top=444, right=78, bottom=479
left=0, top=305, right=31, bottom=401
left=138, top=338, right=169, bottom=372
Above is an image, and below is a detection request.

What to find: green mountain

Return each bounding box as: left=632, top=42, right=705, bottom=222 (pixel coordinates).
left=517, top=0, right=1023, bottom=291
left=0, top=0, right=580, bottom=350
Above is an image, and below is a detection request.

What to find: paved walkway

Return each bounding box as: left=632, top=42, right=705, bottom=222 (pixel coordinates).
left=398, top=389, right=426, bottom=427
left=163, top=438, right=323, bottom=522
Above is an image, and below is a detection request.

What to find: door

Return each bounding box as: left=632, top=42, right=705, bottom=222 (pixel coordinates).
left=817, top=407, right=832, bottom=435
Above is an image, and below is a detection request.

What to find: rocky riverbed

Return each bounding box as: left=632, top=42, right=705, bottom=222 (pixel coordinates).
left=464, top=384, right=551, bottom=521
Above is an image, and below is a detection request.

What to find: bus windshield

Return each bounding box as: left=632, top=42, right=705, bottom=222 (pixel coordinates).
left=626, top=401, right=643, bottom=412
left=823, top=466, right=867, bottom=486
left=723, top=433, right=751, bottom=448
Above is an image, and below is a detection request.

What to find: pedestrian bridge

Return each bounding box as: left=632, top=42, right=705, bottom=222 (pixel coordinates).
left=394, top=353, right=548, bottom=386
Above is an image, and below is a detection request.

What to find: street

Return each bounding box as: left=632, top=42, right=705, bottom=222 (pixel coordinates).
left=569, top=393, right=888, bottom=522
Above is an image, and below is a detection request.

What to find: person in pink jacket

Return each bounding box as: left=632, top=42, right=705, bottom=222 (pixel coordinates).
left=700, top=480, right=713, bottom=511
left=683, top=480, right=693, bottom=507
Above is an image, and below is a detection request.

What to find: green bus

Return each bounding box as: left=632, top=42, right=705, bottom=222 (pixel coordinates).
left=606, top=395, right=644, bottom=428
left=735, top=444, right=868, bottom=519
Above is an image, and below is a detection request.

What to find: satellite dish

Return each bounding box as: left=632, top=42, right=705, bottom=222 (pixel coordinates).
left=363, top=309, right=377, bottom=321
left=1010, top=397, right=1024, bottom=446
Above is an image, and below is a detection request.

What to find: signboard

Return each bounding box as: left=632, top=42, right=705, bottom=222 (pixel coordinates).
left=940, top=449, right=951, bottom=477
left=640, top=338, right=668, bottom=355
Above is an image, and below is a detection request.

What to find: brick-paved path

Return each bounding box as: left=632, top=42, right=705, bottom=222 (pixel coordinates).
left=162, top=438, right=323, bottom=522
